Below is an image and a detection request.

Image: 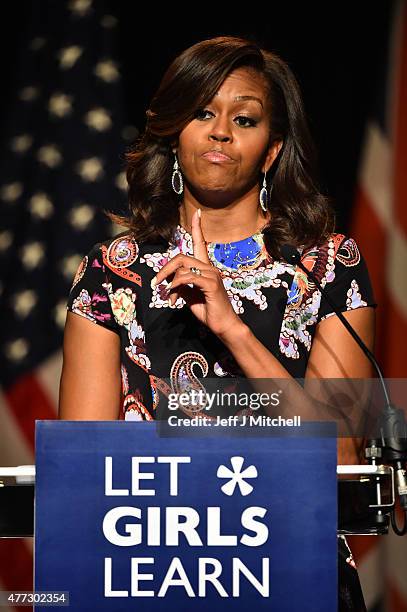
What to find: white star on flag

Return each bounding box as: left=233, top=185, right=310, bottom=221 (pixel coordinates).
left=68, top=0, right=92, bottom=17
left=12, top=290, right=38, bottom=318
left=94, top=59, right=119, bottom=83
left=84, top=108, right=112, bottom=131
left=76, top=157, right=104, bottom=182
left=58, top=46, right=83, bottom=69
left=20, top=242, right=45, bottom=269
left=4, top=338, right=29, bottom=362
left=10, top=134, right=33, bottom=154
left=0, top=231, right=13, bottom=252
left=37, top=145, right=63, bottom=168
left=60, top=255, right=83, bottom=280
left=29, top=192, right=54, bottom=219
left=0, top=182, right=23, bottom=202
left=54, top=301, right=68, bottom=329
left=115, top=171, right=127, bottom=191
left=217, top=456, right=258, bottom=496
left=69, top=204, right=95, bottom=230
left=19, top=86, right=40, bottom=102
left=49, top=93, right=73, bottom=118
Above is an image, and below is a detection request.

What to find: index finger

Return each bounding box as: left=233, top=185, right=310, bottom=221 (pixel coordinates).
left=191, top=208, right=210, bottom=264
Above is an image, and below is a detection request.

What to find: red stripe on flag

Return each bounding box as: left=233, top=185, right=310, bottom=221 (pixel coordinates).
left=387, top=578, right=407, bottom=612
left=0, top=540, right=32, bottom=589
left=393, top=6, right=407, bottom=237
left=0, top=540, right=33, bottom=612
left=350, top=186, right=387, bottom=303
left=351, top=185, right=407, bottom=377
left=350, top=186, right=389, bottom=365
left=347, top=534, right=380, bottom=565
left=379, top=288, right=407, bottom=377
left=1, top=374, right=57, bottom=609
left=6, top=374, right=56, bottom=450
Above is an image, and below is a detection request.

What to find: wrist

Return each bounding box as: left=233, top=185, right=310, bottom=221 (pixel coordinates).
left=217, top=319, right=251, bottom=347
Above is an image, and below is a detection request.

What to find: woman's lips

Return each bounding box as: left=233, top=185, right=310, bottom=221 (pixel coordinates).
left=202, top=151, right=233, bottom=163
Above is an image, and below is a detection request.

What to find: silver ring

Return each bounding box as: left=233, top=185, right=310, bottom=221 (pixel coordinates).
left=190, top=266, right=202, bottom=276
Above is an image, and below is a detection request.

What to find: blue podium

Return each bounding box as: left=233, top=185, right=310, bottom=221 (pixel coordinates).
left=34, top=421, right=337, bottom=611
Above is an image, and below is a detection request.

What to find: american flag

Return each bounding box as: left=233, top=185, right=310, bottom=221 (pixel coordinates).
left=0, top=0, right=128, bottom=604
left=349, top=2, right=407, bottom=610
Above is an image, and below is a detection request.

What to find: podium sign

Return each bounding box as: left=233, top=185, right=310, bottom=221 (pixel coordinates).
left=35, top=421, right=337, bottom=611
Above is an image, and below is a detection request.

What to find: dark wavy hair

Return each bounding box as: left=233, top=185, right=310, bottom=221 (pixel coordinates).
left=112, top=36, right=334, bottom=257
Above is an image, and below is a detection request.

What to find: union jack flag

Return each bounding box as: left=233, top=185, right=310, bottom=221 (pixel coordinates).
left=349, top=2, right=407, bottom=610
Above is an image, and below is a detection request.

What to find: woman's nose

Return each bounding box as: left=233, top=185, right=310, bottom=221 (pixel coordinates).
left=208, top=116, right=232, bottom=142
left=209, top=133, right=231, bottom=142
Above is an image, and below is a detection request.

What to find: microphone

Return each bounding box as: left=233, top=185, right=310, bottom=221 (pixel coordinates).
left=281, top=243, right=407, bottom=531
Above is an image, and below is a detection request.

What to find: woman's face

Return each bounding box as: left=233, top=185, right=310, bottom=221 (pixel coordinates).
left=175, top=67, right=282, bottom=201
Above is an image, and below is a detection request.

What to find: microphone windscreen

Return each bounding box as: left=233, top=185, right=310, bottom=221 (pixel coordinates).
left=280, top=244, right=301, bottom=265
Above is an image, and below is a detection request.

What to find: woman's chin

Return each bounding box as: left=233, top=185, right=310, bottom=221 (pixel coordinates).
left=189, top=187, right=237, bottom=206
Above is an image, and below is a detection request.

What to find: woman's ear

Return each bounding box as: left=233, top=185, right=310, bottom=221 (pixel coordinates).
left=263, top=139, right=283, bottom=173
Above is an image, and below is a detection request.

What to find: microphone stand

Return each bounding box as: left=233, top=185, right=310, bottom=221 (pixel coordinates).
left=281, top=244, right=407, bottom=535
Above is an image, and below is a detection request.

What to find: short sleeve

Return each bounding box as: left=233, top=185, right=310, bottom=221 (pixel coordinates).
left=318, top=236, right=377, bottom=322
left=66, top=243, right=120, bottom=334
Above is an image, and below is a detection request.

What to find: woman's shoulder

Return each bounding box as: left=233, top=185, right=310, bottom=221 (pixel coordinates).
left=82, top=231, right=139, bottom=269
left=298, top=233, right=372, bottom=295
left=69, top=231, right=140, bottom=291
left=302, top=233, right=364, bottom=267
left=313, top=234, right=376, bottom=316
left=101, top=231, right=139, bottom=266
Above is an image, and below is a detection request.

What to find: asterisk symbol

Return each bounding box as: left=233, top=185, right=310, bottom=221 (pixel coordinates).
left=217, top=456, right=258, bottom=496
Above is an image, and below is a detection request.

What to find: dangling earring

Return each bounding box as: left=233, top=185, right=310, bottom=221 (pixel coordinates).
left=259, top=171, right=268, bottom=212
left=172, top=152, right=183, bottom=195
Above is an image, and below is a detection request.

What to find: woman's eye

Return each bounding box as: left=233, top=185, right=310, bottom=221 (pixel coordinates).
left=194, top=109, right=257, bottom=127
left=235, top=116, right=257, bottom=128
left=194, top=109, right=212, bottom=120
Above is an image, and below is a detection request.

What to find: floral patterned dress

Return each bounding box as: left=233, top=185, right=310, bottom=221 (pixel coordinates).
left=67, top=224, right=375, bottom=611
left=67, top=224, right=375, bottom=420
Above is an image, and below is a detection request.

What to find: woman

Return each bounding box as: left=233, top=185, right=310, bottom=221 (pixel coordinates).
left=59, top=36, right=375, bottom=610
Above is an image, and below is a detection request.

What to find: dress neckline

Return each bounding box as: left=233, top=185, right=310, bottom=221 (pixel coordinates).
left=174, top=224, right=268, bottom=272
left=176, top=223, right=266, bottom=246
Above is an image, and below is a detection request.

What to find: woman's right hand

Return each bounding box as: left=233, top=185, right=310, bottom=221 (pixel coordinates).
left=152, top=209, right=244, bottom=339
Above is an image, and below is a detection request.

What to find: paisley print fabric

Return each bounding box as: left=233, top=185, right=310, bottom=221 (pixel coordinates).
left=67, top=226, right=376, bottom=421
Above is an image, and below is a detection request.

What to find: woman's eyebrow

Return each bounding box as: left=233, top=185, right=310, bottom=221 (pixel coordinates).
left=233, top=95, right=263, bottom=107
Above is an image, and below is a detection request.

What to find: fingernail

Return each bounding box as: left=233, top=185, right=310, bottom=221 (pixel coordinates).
left=197, top=208, right=201, bottom=218
left=151, top=276, right=157, bottom=288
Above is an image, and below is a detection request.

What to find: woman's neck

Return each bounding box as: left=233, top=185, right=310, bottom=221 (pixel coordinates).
left=179, top=200, right=270, bottom=244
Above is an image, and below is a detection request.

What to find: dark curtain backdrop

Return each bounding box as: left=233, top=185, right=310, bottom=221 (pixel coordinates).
left=0, top=1, right=393, bottom=231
